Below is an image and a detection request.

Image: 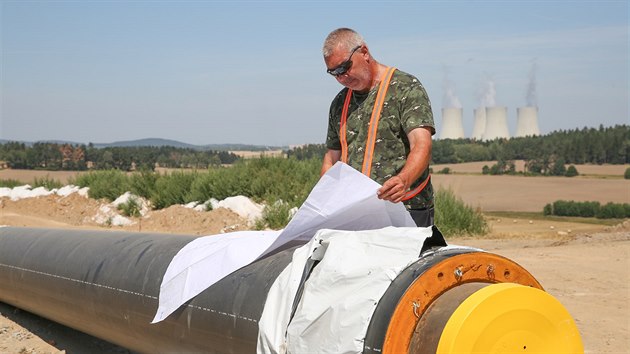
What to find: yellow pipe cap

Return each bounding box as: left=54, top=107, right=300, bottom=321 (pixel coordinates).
left=437, top=283, right=583, bottom=354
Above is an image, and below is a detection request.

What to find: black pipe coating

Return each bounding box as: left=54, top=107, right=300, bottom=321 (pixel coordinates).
left=0, top=227, right=294, bottom=353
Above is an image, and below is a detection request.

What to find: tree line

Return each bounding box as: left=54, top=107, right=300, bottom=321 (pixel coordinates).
left=432, top=124, right=628, bottom=165
left=0, top=142, right=239, bottom=171
left=287, top=125, right=629, bottom=167
left=2, top=124, right=627, bottom=171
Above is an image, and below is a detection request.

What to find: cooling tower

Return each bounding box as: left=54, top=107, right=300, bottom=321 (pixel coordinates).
left=471, top=108, right=486, bottom=140
left=483, top=106, right=510, bottom=141
left=516, top=106, right=540, bottom=137
left=439, top=107, right=465, bottom=139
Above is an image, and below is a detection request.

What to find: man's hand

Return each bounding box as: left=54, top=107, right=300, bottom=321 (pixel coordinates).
left=376, top=127, right=432, bottom=204
left=377, top=175, right=409, bottom=203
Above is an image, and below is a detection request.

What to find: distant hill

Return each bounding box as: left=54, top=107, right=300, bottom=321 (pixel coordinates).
left=94, top=138, right=286, bottom=151
left=92, top=138, right=199, bottom=149
left=0, top=138, right=286, bottom=151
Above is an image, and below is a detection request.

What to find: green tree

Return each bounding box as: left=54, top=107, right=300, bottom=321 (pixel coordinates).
left=551, top=158, right=567, bottom=176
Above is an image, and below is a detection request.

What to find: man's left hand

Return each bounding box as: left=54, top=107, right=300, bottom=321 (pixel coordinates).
left=377, top=175, right=408, bottom=203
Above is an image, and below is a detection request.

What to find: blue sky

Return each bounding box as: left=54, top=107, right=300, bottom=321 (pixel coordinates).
left=1, top=0, right=628, bottom=146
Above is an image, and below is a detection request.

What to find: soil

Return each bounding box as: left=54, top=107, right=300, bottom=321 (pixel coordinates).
left=1, top=172, right=629, bottom=353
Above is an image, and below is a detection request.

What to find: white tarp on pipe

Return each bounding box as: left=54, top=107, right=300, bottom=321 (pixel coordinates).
left=152, top=162, right=415, bottom=323
left=257, top=226, right=433, bottom=354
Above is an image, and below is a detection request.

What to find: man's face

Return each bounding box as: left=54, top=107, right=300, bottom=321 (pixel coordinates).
left=325, top=45, right=371, bottom=92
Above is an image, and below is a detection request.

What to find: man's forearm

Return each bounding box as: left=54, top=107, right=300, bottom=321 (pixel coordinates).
left=377, top=127, right=432, bottom=203
left=320, top=149, right=342, bottom=176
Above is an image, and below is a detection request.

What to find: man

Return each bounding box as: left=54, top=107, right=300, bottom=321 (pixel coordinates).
left=320, top=28, right=436, bottom=227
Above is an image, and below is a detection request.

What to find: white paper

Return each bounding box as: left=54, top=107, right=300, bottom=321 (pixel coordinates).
left=152, top=162, right=415, bottom=323
left=257, top=227, right=434, bottom=354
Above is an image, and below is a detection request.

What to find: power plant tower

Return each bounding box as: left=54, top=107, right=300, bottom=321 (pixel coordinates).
left=439, top=107, right=465, bottom=139
left=515, top=106, right=540, bottom=137
left=483, top=106, right=510, bottom=141
left=471, top=108, right=486, bottom=140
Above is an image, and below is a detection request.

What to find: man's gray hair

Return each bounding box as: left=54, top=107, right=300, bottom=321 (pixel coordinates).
left=322, top=28, right=365, bottom=58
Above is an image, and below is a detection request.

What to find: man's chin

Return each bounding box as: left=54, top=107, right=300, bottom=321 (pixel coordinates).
left=345, top=81, right=368, bottom=92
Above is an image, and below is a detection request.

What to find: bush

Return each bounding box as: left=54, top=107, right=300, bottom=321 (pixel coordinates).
left=552, top=200, right=599, bottom=217
left=434, top=188, right=488, bottom=236
left=596, top=202, right=627, bottom=219
left=437, top=167, right=451, bottom=174
left=150, top=171, right=198, bottom=209
left=71, top=170, right=130, bottom=201
left=255, top=200, right=295, bottom=230
left=544, top=200, right=628, bottom=219
left=0, top=179, right=22, bottom=188
left=565, top=165, right=579, bottom=177
left=130, top=169, right=158, bottom=199
left=118, top=196, right=142, bottom=217
left=189, top=157, right=320, bottom=208
left=625, top=167, right=630, bottom=179
left=32, top=176, right=63, bottom=190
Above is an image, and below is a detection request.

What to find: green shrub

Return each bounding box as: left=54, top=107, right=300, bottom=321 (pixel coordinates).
left=596, top=202, right=626, bottom=219
left=130, top=169, right=158, bottom=199
left=565, top=165, right=579, bottom=177
left=0, top=179, right=22, bottom=188
left=118, top=196, right=142, bottom=217
left=545, top=200, right=627, bottom=219
left=255, top=200, right=294, bottom=230
left=434, top=188, right=488, bottom=236
left=32, top=176, right=63, bottom=190
left=543, top=203, right=553, bottom=216
left=437, top=167, right=451, bottom=174
left=150, top=171, right=198, bottom=209
left=70, top=170, right=130, bottom=201
left=625, top=167, right=630, bottom=180
left=189, top=157, right=319, bottom=207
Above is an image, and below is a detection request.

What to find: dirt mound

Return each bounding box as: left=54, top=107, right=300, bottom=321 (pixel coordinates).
left=123, top=205, right=249, bottom=235
left=1, top=193, right=103, bottom=228
left=0, top=193, right=250, bottom=236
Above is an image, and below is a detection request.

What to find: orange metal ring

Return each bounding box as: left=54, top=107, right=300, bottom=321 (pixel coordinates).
left=382, top=252, right=543, bottom=353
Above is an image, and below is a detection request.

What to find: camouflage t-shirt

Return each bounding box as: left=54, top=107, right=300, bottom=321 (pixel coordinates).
left=325, top=69, right=435, bottom=209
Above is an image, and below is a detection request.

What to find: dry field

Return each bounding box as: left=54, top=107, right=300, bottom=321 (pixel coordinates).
left=0, top=169, right=86, bottom=185
left=229, top=149, right=285, bottom=159
left=1, top=162, right=629, bottom=353
left=433, top=160, right=630, bottom=176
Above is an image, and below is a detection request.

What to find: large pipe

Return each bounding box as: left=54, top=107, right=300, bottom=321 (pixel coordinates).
left=0, top=227, right=583, bottom=353
left=0, top=227, right=293, bottom=353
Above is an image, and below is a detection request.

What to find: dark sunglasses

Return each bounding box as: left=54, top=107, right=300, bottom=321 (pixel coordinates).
left=326, top=45, right=362, bottom=77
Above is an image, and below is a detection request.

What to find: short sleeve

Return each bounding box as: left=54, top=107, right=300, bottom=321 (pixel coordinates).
left=397, top=73, right=435, bottom=136
left=325, top=89, right=347, bottom=150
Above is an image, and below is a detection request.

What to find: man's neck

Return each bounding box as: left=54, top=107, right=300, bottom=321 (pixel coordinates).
left=355, top=62, right=388, bottom=94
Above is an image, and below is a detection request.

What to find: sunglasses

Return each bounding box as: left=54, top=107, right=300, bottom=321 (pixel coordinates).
left=327, top=45, right=362, bottom=77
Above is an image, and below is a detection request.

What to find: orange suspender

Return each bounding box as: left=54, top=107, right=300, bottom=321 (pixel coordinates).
left=362, top=66, right=396, bottom=177
left=340, top=66, right=396, bottom=167
left=401, top=175, right=431, bottom=201
left=339, top=67, right=430, bottom=201
left=340, top=89, right=353, bottom=163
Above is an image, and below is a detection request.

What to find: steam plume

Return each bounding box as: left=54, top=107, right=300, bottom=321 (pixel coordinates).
left=526, top=59, right=538, bottom=106
left=442, top=66, right=462, bottom=108
left=478, top=77, right=496, bottom=107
